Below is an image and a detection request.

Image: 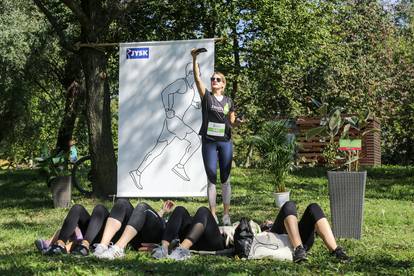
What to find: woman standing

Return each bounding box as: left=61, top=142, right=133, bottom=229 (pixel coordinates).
left=191, top=48, right=242, bottom=226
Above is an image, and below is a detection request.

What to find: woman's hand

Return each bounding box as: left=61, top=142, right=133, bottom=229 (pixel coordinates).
left=191, top=48, right=199, bottom=58
left=162, top=200, right=175, bottom=214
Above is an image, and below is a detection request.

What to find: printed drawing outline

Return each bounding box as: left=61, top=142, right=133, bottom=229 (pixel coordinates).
left=129, top=63, right=202, bottom=190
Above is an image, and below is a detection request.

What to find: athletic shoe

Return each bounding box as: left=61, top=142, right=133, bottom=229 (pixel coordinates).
left=71, top=243, right=89, bottom=256
left=92, top=243, right=109, bottom=258
left=222, top=214, right=231, bottom=226
left=293, top=244, right=308, bottom=263
left=152, top=245, right=168, bottom=259
left=168, top=247, right=191, bottom=261
left=331, top=246, right=351, bottom=263
left=34, top=239, right=50, bottom=254
left=98, top=244, right=125, bottom=260
left=172, top=164, right=190, bottom=181
left=45, top=244, right=67, bottom=255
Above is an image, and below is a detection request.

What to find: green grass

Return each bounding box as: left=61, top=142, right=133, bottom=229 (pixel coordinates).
left=0, top=166, right=413, bottom=275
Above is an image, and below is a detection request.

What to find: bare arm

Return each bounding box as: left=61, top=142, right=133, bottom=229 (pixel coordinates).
left=157, top=200, right=175, bottom=217
left=191, top=49, right=206, bottom=98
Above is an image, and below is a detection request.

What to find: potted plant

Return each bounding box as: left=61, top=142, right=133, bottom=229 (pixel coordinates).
left=306, top=99, right=379, bottom=239
left=36, top=145, right=72, bottom=208
left=251, top=120, right=297, bottom=207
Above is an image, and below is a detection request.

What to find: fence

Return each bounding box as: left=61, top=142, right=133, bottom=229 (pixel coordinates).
left=293, top=116, right=381, bottom=166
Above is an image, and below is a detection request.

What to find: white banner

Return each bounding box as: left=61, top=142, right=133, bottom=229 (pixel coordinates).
left=118, top=39, right=214, bottom=197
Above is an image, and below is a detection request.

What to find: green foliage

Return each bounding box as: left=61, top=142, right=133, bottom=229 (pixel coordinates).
left=1, top=0, right=414, bottom=168
left=306, top=98, right=378, bottom=171
left=250, top=121, right=296, bottom=192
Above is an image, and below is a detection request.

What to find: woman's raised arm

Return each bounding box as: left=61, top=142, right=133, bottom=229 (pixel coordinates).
left=191, top=48, right=206, bottom=98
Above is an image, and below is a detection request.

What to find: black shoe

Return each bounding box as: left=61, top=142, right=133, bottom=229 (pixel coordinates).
left=45, top=244, right=67, bottom=255
left=293, top=244, right=308, bottom=263
left=331, top=246, right=351, bottom=263
left=71, top=243, right=90, bottom=256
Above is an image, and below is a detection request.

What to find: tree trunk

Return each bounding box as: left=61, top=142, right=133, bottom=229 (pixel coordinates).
left=54, top=80, right=83, bottom=153
left=80, top=47, right=117, bottom=197
left=232, top=24, right=240, bottom=101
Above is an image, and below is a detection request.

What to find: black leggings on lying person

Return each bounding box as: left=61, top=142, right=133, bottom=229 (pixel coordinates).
left=126, top=202, right=166, bottom=248
left=108, top=199, right=165, bottom=249
left=270, top=201, right=326, bottom=251
left=57, top=204, right=109, bottom=244
left=107, top=198, right=134, bottom=243
left=162, top=206, right=225, bottom=251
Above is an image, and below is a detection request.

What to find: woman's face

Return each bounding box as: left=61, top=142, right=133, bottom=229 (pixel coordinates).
left=211, top=74, right=225, bottom=91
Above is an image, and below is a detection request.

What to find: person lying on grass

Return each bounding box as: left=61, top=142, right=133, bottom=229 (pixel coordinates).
left=152, top=201, right=350, bottom=263
left=93, top=199, right=174, bottom=260
left=35, top=199, right=174, bottom=257
left=36, top=203, right=110, bottom=255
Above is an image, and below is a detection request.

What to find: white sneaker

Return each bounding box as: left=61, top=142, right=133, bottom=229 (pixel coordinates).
left=222, top=214, right=231, bottom=226
left=167, top=247, right=191, bottom=261
left=98, top=244, right=125, bottom=260
left=92, top=243, right=108, bottom=258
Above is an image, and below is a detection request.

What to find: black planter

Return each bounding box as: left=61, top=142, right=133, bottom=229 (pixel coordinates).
left=51, top=176, right=72, bottom=208
left=327, top=171, right=366, bottom=239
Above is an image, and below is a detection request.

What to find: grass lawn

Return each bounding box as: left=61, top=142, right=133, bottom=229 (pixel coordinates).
left=0, top=166, right=413, bottom=275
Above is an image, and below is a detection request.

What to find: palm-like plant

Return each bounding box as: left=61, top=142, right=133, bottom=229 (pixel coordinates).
left=251, top=121, right=296, bottom=192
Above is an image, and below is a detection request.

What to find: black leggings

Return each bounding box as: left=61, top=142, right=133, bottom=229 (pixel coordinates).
left=126, top=202, right=165, bottom=249
left=57, top=204, right=109, bottom=244
left=270, top=201, right=326, bottom=251
left=163, top=206, right=225, bottom=251
left=107, top=198, right=134, bottom=244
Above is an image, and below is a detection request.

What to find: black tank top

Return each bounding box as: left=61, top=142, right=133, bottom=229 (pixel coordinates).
left=199, top=90, right=235, bottom=142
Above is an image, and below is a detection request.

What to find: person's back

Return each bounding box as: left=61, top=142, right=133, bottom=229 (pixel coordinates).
left=69, top=140, right=78, bottom=163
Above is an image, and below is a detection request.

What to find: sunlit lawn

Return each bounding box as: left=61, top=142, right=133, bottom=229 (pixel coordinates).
left=0, top=166, right=413, bottom=275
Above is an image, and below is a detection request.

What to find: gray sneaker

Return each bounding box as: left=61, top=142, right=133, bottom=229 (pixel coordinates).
left=92, top=243, right=108, bottom=258
left=152, top=245, right=168, bottom=259
left=168, top=247, right=191, bottom=261
left=222, top=214, right=231, bottom=226
left=98, top=244, right=125, bottom=260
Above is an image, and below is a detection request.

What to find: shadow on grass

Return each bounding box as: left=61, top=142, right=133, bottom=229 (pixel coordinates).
left=2, top=221, right=40, bottom=230
left=0, top=251, right=299, bottom=275
left=0, top=169, right=53, bottom=210
left=1, top=249, right=412, bottom=275
left=366, top=166, right=414, bottom=179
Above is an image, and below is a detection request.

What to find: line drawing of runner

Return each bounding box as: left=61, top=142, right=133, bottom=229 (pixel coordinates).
left=129, top=63, right=202, bottom=190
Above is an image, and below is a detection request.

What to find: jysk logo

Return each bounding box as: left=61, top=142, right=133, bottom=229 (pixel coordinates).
left=126, top=48, right=149, bottom=59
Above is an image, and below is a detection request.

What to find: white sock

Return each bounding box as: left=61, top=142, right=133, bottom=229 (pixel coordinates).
left=207, top=179, right=217, bottom=209
left=221, top=180, right=231, bottom=205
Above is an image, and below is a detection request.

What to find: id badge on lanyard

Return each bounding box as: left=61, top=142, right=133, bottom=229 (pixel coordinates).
left=207, top=122, right=225, bottom=137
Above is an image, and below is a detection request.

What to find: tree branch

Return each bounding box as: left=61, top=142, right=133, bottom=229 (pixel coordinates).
left=33, top=0, right=74, bottom=52
left=60, top=0, right=91, bottom=29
